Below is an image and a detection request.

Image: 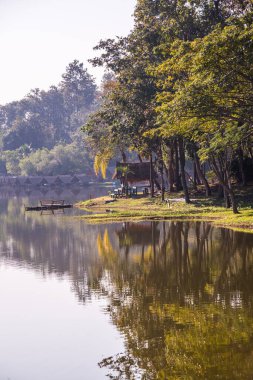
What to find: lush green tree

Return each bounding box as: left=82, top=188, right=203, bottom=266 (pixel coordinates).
left=86, top=0, right=248, bottom=200
left=0, top=60, right=97, bottom=150
left=60, top=60, right=96, bottom=127
left=155, top=15, right=253, bottom=212
left=0, top=60, right=97, bottom=176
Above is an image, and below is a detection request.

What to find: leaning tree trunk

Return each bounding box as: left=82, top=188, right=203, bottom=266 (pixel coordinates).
left=138, top=154, right=143, bottom=163
left=178, top=137, right=190, bottom=204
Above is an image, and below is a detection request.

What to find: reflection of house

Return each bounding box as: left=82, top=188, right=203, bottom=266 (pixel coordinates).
left=9, top=177, right=22, bottom=187
left=75, top=174, right=89, bottom=185
left=113, top=162, right=157, bottom=184
left=30, top=177, right=47, bottom=187
left=54, top=176, right=63, bottom=187
left=0, top=174, right=90, bottom=188
left=71, top=175, right=81, bottom=185
left=116, top=222, right=160, bottom=248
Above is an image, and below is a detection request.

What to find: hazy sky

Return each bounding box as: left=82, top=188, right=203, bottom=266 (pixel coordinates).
left=0, top=0, right=136, bottom=105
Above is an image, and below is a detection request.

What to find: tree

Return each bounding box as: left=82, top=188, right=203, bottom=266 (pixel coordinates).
left=0, top=60, right=97, bottom=175
left=60, top=60, right=96, bottom=118
left=155, top=16, right=253, bottom=212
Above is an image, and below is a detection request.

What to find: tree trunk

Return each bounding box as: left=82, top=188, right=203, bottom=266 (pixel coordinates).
left=210, top=156, right=238, bottom=214
left=178, top=137, right=190, bottom=204
left=150, top=154, right=154, bottom=197
left=121, top=151, right=127, bottom=163
left=193, top=163, right=198, bottom=190
left=238, top=149, right=246, bottom=186
left=194, top=152, right=211, bottom=196
left=167, top=144, right=175, bottom=192
left=161, top=160, right=165, bottom=201
left=174, top=139, right=181, bottom=191
left=158, top=147, right=165, bottom=201
left=227, top=187, right=238, bottom=214
left=154, top=179, right=161, bottom=191
left=217, top=184, right=223, bottom=199
left=223, top=187, right=231, bottom=208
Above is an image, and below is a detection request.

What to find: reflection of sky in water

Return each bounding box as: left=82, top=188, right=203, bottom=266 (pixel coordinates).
left=0, top=265, right=123, bottom=380
left=1, top=190, right=253, bottom=379
left=0, top=188, right=123, bottom=380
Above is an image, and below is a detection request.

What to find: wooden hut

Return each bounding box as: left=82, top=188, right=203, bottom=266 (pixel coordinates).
left=54, top=176, right=64, bottom=187
left=21, top=176, right=48, bottom=188
left=23, top=177, right=32, bottom=186
left=113, top=161, right=157, bottom=185
left=9, top=177, right=22, bottom=187
left=58, top=175, right=72, bottom=186
left=76, top=174, right=89, bottom=186
left=70, top=175, right=81, bottom=185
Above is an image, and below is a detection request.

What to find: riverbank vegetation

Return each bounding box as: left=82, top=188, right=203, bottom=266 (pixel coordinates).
left=83, top=0, right=253, bottom=215
left=77, top=184, right=253, bottom=231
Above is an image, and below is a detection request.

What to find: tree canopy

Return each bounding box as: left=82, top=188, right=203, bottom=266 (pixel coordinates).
left=83, top=0, right=253, bottom=213
left=0, top=60, right=97, bottom=176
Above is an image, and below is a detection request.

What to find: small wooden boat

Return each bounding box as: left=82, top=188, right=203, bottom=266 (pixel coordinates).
left=25, top=200, right=73, bottom=211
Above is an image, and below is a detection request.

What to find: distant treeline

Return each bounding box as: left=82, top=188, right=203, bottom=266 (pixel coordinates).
left=0, top=60, right=97, bottom=176
left=84, top=0, right=253, bottom=213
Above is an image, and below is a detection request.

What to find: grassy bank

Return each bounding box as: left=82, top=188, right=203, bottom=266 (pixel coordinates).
left=77, top=191, right=253, bottom=232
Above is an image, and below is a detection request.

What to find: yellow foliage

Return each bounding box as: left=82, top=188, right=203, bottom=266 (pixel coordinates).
left=93, top=150, right=112, bottom=179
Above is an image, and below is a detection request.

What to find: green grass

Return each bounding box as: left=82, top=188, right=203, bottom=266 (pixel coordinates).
left=76, top=192, right=253, bottom=232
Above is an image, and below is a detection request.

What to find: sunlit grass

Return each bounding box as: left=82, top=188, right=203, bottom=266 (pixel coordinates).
left=76, top=194, right=253, bottom=232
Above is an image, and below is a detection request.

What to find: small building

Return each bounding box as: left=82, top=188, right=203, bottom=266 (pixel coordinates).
left=9, top=177, right=22, bottom=187
left=54, top=176, right=64, bottom=187
left=113, top=161, right=157, bottom=185
left=76, top=174, right=89, bottom=186
left=36, top=177, right=49, bottom=187
left=70, top=175, right=81, bottom=185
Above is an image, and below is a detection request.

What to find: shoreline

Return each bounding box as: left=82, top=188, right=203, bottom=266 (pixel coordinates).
left=76, top=196, right=253, bottom=233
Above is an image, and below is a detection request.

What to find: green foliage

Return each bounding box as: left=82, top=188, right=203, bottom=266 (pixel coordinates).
left=84, top=0, right=253, bottom=213
left=156, top=19, right=253, bottom=158
left=18, top=140, right=92, bottom=176
left=0, top=63, right=95, bottom=142
left=0, top=60, right=97, bottom=175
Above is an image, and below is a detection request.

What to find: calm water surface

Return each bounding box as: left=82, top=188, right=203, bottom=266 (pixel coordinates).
left=1, top=187, right=253, bottom=379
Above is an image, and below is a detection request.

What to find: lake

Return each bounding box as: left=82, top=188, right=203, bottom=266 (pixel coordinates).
left=0, top=188, right=253, bottom=379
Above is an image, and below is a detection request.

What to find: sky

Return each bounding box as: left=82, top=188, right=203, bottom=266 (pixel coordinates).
left=0, top=0, right=136, bottom=105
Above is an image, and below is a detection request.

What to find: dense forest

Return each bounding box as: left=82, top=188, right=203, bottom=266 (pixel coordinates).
left=0, top=60, right=97, bottom=176
left=84, top=0, right=253, bottom=213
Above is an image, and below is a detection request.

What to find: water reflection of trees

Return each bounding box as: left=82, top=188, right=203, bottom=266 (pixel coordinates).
left=94, top=222, right=253, bottom=305
left=2, top=199, right=253, bottom=378
left=0, top=197, right=110, bottom=302
left=92, top=222, right=253, bottom=379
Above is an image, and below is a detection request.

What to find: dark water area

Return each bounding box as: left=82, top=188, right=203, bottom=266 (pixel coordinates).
left=1, top=187, right=253, bottom=379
